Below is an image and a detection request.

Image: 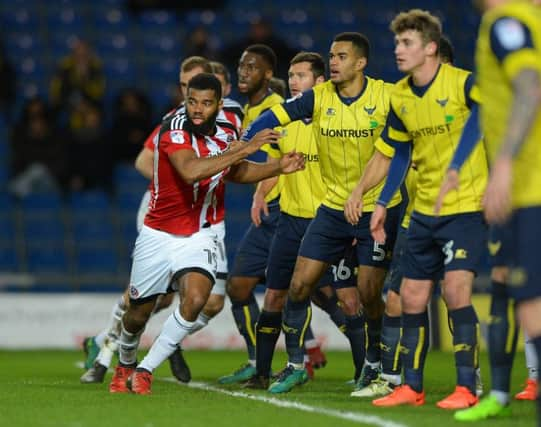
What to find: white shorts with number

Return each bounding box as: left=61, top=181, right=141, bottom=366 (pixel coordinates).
left=128, top=225, right=218, bottom=301
left=210, top=221, right=228, bottom=296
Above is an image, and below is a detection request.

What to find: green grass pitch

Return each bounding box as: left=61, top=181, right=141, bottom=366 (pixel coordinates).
left=0, top=350, right=535, bottom=427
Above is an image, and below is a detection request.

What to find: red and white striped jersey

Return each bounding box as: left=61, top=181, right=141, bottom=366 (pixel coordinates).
left=144, top=112, right=238, bottom=236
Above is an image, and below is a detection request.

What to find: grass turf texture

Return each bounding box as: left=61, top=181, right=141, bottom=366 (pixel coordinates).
left=0, top=350, right=535, bottom=427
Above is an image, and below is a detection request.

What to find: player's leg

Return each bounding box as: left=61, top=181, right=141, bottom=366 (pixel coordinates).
left=219, top=208, right=278, bottom=383
left=354, top=205, right=401, bottom=390
left=169, top=224, right=228, bottom=383
left=456, top=209, right=540, bottom=421
left=373, top=214, right=440, bottom=407
left=515, top=330, right=539, bottom=400
left=434, top=212, right=486, bottom=410
left=268, top=256, right=328, bottom=393
left=245, top=214, right=304, bottom=389
left=130, top=229, right=218, bottom=395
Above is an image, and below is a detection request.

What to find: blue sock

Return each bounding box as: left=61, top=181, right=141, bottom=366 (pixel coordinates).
left=283, top=298, right=311, bottom=365
left=366, top=315, right=382, bottom=364
left=231, top=293, right=260, bottom=361
left=345, top=314, right=365, bottom=378
left=255, top=310, right=282, bottom=377
left=488, top=282, right=518, bottom=393
left=449, top=305, right=480, bottom=394
left=401, top=311, right=429, bottom=393
left=381, top=314, right=402, bottom=376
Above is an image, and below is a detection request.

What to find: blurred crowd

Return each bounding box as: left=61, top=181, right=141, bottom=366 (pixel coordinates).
left=2, top=17, right=296, bottom=197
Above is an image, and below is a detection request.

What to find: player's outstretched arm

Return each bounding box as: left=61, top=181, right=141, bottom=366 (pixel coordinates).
left=170, top=129, right=281, bottom=184
left=344, top=149, right=392, bottom=225
left=227, top=150, right=305, bottom=184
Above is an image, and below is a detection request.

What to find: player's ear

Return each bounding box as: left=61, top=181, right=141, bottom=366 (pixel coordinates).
left=218, top=98, right=224, bottom=110
left=265, top=69, right=273, bottom=81
left=356, top=56, right=367, bottom=71
left=316, top=75, right=325, bottom=85
left=426, top=40, right=438, bottom=56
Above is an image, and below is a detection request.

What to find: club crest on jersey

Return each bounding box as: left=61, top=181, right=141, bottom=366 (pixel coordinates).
left=326, top=108, right=336, bottom=116
left=364, top=105, right=376, bottom=115
left=436, top=98, right=449, bottom=107
left=170, top=130, right=185, bottom=144
left=129, top=285, right=139, bottom=298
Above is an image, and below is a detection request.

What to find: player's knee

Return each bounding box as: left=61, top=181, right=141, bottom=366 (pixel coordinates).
left=125, top=305, right=153, bottom=330
left=338, top=296, right=359, bottom=316
left=226, top=278, right=254, bottom=301
left=385, top=290, right=401, bottom=316
left=289, top=278, right=310, bottom=302
left=263, top=290, right=287, bottom=311
left=491, top=266, right=509, bottom=283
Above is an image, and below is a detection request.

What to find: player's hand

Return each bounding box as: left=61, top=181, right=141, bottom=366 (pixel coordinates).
left=370, top=204, right=387, bottom=244
left=245, top=129, right=281, bottom=154
left=344, top=188, right=364, bottom=225
left=251, top=192, right=268, bottom=227
left=483, top=157, right=512, bottom=224
left=279, top=150, right=305, bottom=174
left=434, top=168, right=459, bottom=215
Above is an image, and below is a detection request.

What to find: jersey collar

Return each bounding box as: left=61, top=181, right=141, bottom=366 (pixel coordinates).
left=408, top=64, right=442, bottom=98
left=335, top=76, right=368, bottom=106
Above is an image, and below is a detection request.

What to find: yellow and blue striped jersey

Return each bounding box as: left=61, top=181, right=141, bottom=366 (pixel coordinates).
left=271, top=78, right=401, bottom=211
left=476, top=1, right=541, bottom=208
left=275, top=119, right=326, bottom=218
left=242, top=90, right=284, bottom=203
left=376, top=63, right=488, bottom=216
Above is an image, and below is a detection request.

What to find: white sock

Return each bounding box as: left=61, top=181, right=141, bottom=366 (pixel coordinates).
left=524, top=331, right=539, bottom=380
left=305, top=339, right=318, bottom=349
left=190, top=312, right=211, bottom=334
left=139, top=311, right=195, bottom=373
left=490, top=390, right=510, bottom=406
left=118, top=320, right=142, bottom=366
left=381, top=373, right=402, bottom=386
left=96, top=340, right=117, bottom=368
left=303, top=354, right=309, bottom=363
left=94, top=331, right=107, bottom=348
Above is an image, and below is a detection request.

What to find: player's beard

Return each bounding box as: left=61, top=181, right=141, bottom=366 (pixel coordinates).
left=186, top=109, right=219, bottom=136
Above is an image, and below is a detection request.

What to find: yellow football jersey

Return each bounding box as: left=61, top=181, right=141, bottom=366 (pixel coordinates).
left=379, top=63, right=488, bottom=216
left=275, top=119, right=326, bottom=218
left=476, top=1, right=541, bottom=208
left=243, top=91, right=285, bottom=203
left=271, top=78, right=401, bottom=211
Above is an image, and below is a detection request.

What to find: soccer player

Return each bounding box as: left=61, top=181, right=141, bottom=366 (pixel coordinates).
left=80, top=57, right=243, bottom=384
left=242, top=32, right=402, bottom=391
left=350, top=33, right=482, bottom=400
left=443, top=0, right=541, bottom=421
left=240, top=52, right=355, bottom=392
left=344, top=10, right=488, bottom=409
left=109, top=73, right=304, bottom=395
left=217, top=44, right=285, bottom=384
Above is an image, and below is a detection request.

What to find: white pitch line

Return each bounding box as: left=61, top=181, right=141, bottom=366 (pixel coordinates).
left=162, top=378, right=408, bottom=427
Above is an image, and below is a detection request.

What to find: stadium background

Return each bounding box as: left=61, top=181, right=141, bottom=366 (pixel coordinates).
left=0, top=0, right=499, bottom=350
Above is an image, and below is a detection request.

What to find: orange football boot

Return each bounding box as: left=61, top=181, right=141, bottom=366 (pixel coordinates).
left=372, top=385, right=425, bottom=407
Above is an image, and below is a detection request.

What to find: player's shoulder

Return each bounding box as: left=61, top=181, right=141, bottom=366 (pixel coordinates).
left=266, top=92, right=285, bottom=107
left=222, top=97, right=243, bottom=110
left=312, top=80, right=335, bottom=96
left=216, top=118, right=240, bottom=139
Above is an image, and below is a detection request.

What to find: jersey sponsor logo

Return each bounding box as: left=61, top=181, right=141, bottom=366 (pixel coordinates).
left=494, top=18, right=526, bottom=50
left=170, top=130, right=185, bottom=144
left=508, top=267, right=527, bottom=287
left=488, top=240, right=501, bottom=256
left=321, top=127, right=376, bottom=138
left=445, top=115, right=455, bottom=124
left=436, top=98, right=449, bottom=107
left=369, top=120, right=379, bottom=129
left=409, top=123, right=451, bottom=139
left=326, top=107, right=336, bottom=116
left=364, top=105, right=376, bottom=115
